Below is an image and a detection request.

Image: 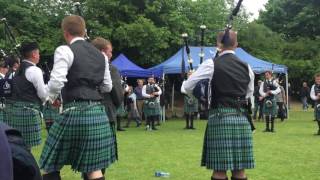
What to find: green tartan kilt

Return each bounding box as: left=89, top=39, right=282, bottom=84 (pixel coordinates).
left=39, top=101, right=116, bottom=173
left=262, top=98, right=277, bottom=117
left=4, top=101, right=42, bottom=147
left=116, top=103, right=127, bottom=117
left=315, top=102, right=320, bottom=121
left=43, top=103, right=61, bottom=129
left=201, top=107, right=255, bottom=171
left=143, top=100, right=160, bottom=117
left=184, top=96, right=198, bottom=114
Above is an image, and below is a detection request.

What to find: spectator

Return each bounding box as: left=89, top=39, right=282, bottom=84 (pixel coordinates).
left=300, top=82, right=310, bottom=111
left=134, top=79, right=145, bottom=122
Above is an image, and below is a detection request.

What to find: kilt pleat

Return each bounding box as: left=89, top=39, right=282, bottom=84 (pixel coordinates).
left=4, top=101, right=42, bottom=147
left=263, top=98, right=277, bottom=116
left=184, top=96, right=198, bottom=113
left=43, top=103, right=61, bottom=130
left=201, top=107, right=255, bottom=171
left=143, top=101, right=160, bottom=117
left=39, top=101, right=116, bottom=173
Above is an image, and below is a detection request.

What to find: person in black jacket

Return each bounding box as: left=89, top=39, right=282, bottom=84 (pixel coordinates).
left=253, top=80, right=263, bottom=120
left=92, top=37, right=124, bottom=160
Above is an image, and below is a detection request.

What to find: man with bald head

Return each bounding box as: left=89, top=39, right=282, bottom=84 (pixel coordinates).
left=182, top=30, right=255, bottom=180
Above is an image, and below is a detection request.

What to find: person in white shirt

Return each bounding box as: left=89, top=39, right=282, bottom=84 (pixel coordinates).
left=142, top=76, right=162, bottom=131
left=0, top=60, right=8, bottom=79
left=309, top=73, right=320, bottom=135
left=0, top=60, right=9, bottom=123
left=259, top=71, right=281, bottom=132
left=4, top=42, right=46, bottom=148
left=125, top=86, right=141, bottom=127
left=39, top=15, right=114, bottom=180
left=181, top=72, right=198, bottom=129
left=182, top=30, right=255, bottom=180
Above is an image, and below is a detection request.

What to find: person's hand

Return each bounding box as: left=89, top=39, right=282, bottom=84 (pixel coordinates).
left=149, top=94, right=155, bottom=98
left=259, top=96, right=264, bottom=101
left=52, top=99, right=61, bottom=108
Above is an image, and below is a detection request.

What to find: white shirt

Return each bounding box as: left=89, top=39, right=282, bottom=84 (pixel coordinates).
left=182, top=50, right=254, bottom=99
left=310, top=84, right=319, bottom=101
left=23, top=60, right=48, bottom=103
left=142, top=83, right=162, bottom=98
left=259, top=79, right=281, bottom=97
left=100, top=52, right=112, bottom=93
left=129, top=93, right=138, bottom=110
left=0, top=73, right=5, bottom=79
left=47, top=37, right=112, bottom=101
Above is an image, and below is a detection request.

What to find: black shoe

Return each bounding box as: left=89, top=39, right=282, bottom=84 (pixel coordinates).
left=117, top=128, right=126, bottom=131
left=189, top=127, right=196, bottom=130
left=263, top=129, right=270, bottom=132
left=270, top=130, right=276, bottom=133
left=152, top=127, right=158, bottom=130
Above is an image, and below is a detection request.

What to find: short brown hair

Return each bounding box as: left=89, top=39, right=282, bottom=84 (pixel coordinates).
left=91, top=37, right=112, bottom=51
left=61, top=15, right=86, bottom=37
left=217, top=30, right=238, bottom=49
left=314, top=73, right=320, bottom=79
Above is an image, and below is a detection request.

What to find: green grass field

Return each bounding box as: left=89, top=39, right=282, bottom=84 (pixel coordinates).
left=32, top=105, right=320, bottom=180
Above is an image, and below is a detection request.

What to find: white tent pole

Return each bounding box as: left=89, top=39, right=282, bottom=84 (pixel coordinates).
left=286, top=73, right=289, bottom=119
left=162, top=73, right=166, bottom=122
left=171, top=81, right=175, bottom=115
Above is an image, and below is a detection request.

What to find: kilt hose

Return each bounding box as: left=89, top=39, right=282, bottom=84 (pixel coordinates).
left=43, top=103, right=61, bottom=130
left=201, top=107, right=255, bottom=171
left=39, top=101, right=117, bottom=173
left=184, top=96, right=199, bottom=114
left=4, top=101, right=42, bottom=147
left=263, top=98, right=277, bottom=117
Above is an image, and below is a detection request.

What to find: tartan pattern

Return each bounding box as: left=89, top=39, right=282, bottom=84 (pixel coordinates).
left=315, top=102, right=320, bottom=121
left=39, top=101, right=116, bottom=173
left=43, top=103, right=61, bottom=130
left=201, top=107, right=255, bottom=171
left=184, top=96, right=199, bottom=113
left=143, top=100, right=161, bottom=117
left=4, top=101, right=42, bottom=147
left=263, top=98, right=277, bottom=116
left=116, top=103, right=127, bottom=117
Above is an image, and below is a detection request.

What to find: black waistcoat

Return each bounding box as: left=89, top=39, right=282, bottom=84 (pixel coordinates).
left=62, top=40, right=105, bottom=103
left=11, top=61, right=41, bottom=104
left=211, top=53, right=250, bottom=107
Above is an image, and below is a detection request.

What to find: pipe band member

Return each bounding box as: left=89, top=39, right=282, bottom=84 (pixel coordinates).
left=310, top=73, right=320, bottom=135
left=259, top=71, right=281, bottom=133
left=182, top=30, right=255, bottom=180
left=142, top=76, right=162, bottom=131
left=39, top=15, right=115, bottom=180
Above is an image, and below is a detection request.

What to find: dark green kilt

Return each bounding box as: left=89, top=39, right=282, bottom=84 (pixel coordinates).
left=201, top=107, right=255, bottom=171
left=5, top=101, right=42, bottom=147
left=184, top=96, right=198, bottom=114
left=263, top=98, right=277, bottom=117
left=43, top=103, right=61, bottom=129
left=315, top=102, right=320, bottom=121
left=116, top=103, right=127, bottom=117
left=143, top=100, right=160, bottom=117
left=39, top=101, right=116, bottom=173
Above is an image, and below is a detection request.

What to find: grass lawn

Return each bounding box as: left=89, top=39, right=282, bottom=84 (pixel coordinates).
left=32, top=105, right=320, bottom=180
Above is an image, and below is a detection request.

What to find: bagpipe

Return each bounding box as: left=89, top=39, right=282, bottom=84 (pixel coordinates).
left=0, top=18, right=21, bottom=97
left=73, top=2, right=90, bottom=41
left=191, top=0, right=244, bottom=111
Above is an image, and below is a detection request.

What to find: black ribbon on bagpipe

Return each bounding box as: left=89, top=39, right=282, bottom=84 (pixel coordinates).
left=192, top=0, right=244, bottom=111
left=199, top=25, right=206, bottom=64
left=0, top=18, right=21, bottom=59
left=181, top=33, right=193, bottom=80
left=74, top=2, right=90, bottom=41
